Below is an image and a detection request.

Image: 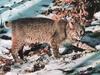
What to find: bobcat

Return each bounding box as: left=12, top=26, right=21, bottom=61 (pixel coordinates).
left=5, top=17, right=84, bottom=63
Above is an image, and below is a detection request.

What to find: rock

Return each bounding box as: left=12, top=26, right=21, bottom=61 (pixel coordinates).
left=0, top=30, right=7, bottom=34
left=0, top=56, right=13, bottom=66
left=87, top=67, right=94, bottom=71
left=78, top=67, right=94, bottom=75
left=81, top=34, right=100, bottom=47
left=60, top=43, right=84, bottom=55
left=0, top=25, right=4, bottom=28
left=66, top=69, right=75, bottom=74
left=18, top=42, right=50, bottom=60
left=3, top=65, right=11, bottom=73
left=71, top=54, right=81, bottom=60
left=33, top=62, right=45, bottom=72
left=0, top=35, right=11, bottom=40
left=33, top=60, right=45, bottom=72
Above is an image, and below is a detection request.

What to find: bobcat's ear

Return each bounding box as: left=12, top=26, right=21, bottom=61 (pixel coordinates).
left=4, top=21, right=12, bottom=28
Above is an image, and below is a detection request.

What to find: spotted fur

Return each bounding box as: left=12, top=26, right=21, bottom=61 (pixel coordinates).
left=5, top=17, right=84, bottom=63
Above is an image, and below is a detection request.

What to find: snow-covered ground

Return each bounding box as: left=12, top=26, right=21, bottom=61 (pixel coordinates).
left=0, top=41, right=99, bottom=75
left=0, top=0, right=100, bottom=75
left=0, top=0, right=53, bottom=23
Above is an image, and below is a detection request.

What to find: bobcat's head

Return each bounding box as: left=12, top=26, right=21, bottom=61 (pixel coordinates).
left=66, top=17, right=85, bottom=42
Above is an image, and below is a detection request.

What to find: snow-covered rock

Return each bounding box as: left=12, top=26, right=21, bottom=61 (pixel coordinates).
left=85, top=25, right=100, bottom=32
left=0, top=0, right=53, bottom=23
left=94, top=11, right=100, bottom=20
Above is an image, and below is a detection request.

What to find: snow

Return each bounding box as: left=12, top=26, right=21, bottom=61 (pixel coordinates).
left=0, top=39, right=12, bottom=59
left=62, top=52, right=96, bottom=70
left=0, top=46, right=9, bottom=54
left=0, top=0, right=53, bottom=23
left=59, top=47, right=66, bottom=54
left=38, top=70, right=64, bottom=75
left=0, top=39, right=12, bottom=49
left=5, top=72, right=18, bottom=75
left=11, top=69, right=64, bottom=75
left=23, top=45, right=31, bottom=52
left=0, top=40, right=100, bottom=74
left=85, top=24, right=100, bottom=32
left=2, top=51, right=100, bottom=75
left=0, top=0, right=10, bottom=6
left=1, top=0, right=42, bottom=22
left=89, top=11, right=100, bottom=32
left=95, top=45, right=100, bottom=50
left=1, top=33, right=100, bottom=75
left=94, top=11, right=100, bottom=20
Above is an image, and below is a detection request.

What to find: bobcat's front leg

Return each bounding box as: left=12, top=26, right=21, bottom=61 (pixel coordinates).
left=51, top=36, right=61, bottom=58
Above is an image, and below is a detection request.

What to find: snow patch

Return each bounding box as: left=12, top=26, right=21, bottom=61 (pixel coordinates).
left=94, top=11, right=100, bottom=20
left=95, top=45, right=100, bottom=50
left=85, top=25, right=100, bottom=32
left=59, top=47, right=66, bottom=54
left=5, top=72, right=18, bottom=75
left=0, top=39, right=12, bottom=49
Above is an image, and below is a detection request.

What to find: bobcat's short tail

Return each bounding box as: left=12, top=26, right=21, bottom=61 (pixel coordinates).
left=4, top=21, right=12, bottom=28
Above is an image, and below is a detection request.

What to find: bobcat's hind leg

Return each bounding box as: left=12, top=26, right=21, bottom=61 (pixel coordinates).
left=11, top=39, right=25, bottom=64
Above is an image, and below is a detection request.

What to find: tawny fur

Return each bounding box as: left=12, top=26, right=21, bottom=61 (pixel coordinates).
left=5, top=17, right=84, bottom=63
